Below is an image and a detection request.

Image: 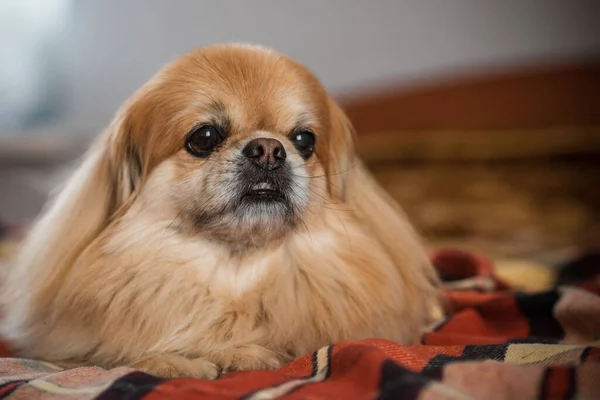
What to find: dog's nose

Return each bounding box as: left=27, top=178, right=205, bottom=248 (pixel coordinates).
left=242, top=138, right=286, bottom=170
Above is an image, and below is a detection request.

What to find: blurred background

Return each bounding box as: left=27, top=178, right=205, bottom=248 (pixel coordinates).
left=1, top=1, right=600, bottom=288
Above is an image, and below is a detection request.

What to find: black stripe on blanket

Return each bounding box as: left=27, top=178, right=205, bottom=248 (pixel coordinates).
left=94, top=371, right=164, bottom=400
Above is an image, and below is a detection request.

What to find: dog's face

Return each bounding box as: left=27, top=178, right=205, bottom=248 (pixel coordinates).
left=111, top=45, right=354, bottom=246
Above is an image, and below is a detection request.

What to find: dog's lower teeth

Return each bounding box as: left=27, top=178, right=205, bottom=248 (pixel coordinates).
left=251, top=183, right=273, bottom=191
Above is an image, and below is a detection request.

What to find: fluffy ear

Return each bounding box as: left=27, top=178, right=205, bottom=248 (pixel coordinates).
left=331, top=96, right=441, bottom=322
left=1, top=110, right=143, bottom=337
left=320, top=99, right=356, bottom=200
left=107, top=112, right=145, bottom=212
left=346, top=159, right=442, bottom=324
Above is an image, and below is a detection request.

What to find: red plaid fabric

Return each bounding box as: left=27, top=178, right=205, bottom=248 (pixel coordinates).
left=0, top=248, right=599, bottom=399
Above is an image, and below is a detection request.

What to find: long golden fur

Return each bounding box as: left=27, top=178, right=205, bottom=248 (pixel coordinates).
left=0, top=44, right=439, bottom=378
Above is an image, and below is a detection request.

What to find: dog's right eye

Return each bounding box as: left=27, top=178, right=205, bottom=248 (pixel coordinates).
left=185, top=125, right=224, bottom=157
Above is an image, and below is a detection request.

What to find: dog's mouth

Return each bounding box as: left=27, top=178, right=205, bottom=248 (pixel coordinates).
left=243, top=181, right=286, bottom=202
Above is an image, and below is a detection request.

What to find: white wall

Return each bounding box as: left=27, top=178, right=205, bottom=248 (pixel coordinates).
left=63, top=0, right=600, bottom=133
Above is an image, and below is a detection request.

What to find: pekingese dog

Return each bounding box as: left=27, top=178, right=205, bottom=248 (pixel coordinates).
left=1, top=44, right=439, bottom=378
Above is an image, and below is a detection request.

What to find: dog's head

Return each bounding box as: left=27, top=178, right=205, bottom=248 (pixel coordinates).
left=104, top=44, right=355, bottom=246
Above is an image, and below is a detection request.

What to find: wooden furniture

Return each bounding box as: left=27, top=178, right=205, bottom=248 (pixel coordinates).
left=341, top=60, right=600, bottom=262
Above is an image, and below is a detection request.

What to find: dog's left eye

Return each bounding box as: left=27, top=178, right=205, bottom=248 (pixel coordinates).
left=185, top=125, right=224, bottom=157
left=291, top=131, right=316, bottom=159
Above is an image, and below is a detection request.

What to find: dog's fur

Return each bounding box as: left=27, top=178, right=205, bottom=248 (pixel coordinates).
left=0, top=44, right=440, bottom=378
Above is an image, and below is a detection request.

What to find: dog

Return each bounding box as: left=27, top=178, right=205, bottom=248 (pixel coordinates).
left=1, top=44, right=440, bottom=378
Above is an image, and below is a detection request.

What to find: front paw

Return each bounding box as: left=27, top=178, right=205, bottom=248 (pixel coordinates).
left=221, top=344, right=283, bottom=372
left=132, top=354, right=219, bottom=379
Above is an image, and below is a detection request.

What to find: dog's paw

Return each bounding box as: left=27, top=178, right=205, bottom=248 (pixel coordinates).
left=221, top=344, right=283, bottom=372
left=132, top=354, right=219, bottom=379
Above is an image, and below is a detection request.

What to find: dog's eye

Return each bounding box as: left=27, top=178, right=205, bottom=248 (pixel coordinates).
left=291, top=131, right=316, bottom=159
left=185, top=125, right=224, bottom=157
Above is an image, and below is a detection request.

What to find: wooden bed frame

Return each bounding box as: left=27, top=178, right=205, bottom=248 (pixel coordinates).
left=339, top=60, right=600, bottom=162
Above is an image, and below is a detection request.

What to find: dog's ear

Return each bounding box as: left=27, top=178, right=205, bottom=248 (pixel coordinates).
left=106, top=109, right=145, bottom=215
left=1, top=105, right=145, bottom=324
left=319, top=99, right=356, bottom=201
left=66, top=105, right=145, bottom=226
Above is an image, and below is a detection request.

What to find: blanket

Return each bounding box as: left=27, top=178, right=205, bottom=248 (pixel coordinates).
left=0, top=249, right=598, bottom=399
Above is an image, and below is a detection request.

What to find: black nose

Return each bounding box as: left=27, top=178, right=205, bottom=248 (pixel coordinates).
left=242, top=138, right=287, bottom=170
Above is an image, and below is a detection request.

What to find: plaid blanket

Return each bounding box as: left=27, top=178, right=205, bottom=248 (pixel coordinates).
left=0, top=249, right=598, bottom=399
